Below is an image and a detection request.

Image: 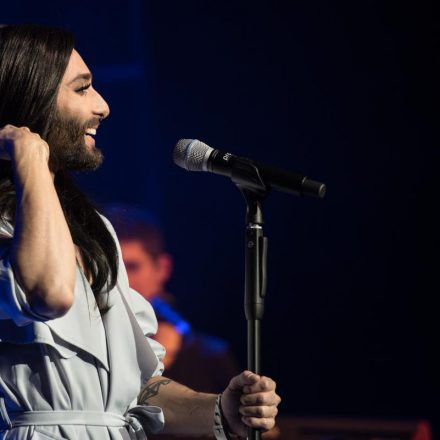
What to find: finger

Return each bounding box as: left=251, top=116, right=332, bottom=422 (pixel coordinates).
left=0, top=124, right=17, bottom=133
left=227, top=371, right=261, bottom=393
left=0, top=125, right=18, bottom=138
left=243, top=376, right=276, bottom=394
left=241, top=391, right=281, bottom=407
left=239, top=405, right=278, bottom=418
left=21, top=127, right=31, bottom=132
left=241, top=416, right=275, bottom=431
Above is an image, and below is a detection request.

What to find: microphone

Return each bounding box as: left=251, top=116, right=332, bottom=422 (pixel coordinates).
left=173, top=139, right=326, bottom=198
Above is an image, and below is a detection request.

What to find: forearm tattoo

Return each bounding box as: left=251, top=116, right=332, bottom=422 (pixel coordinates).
left=138, top=378, right=171, bottom=405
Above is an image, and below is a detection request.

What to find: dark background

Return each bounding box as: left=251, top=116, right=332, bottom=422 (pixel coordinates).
left=3, top=0, right=438, bottom=433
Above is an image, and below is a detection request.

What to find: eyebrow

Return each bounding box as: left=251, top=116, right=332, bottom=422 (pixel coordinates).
left=67, top=72, right=92, bottom=85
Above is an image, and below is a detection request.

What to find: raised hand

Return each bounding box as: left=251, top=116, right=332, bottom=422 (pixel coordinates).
left=0, top=124, right=49, bottom=163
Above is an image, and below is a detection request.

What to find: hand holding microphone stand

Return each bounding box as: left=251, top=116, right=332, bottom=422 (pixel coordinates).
left=173, top=140, right=326, bottom=440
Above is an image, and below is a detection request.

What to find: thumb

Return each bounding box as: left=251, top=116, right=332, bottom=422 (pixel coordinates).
left=227, top=370, right=260, bottom=392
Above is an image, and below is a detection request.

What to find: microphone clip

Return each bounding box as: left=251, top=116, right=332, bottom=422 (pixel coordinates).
left=231, top=158, right=269, bottom=200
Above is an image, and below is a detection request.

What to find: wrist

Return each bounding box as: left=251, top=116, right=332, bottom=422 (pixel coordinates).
left=213, top=394, right=234, bottom=440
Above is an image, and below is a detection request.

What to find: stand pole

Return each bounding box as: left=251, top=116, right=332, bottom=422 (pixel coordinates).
left=240, top=188, right=268, bottom=440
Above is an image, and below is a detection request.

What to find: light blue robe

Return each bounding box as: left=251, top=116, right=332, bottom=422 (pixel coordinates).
left=0, top=219, right=165, bottom=439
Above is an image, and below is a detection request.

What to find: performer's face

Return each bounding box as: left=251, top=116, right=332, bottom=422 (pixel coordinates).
left=47, top=49, right=110, bottom=171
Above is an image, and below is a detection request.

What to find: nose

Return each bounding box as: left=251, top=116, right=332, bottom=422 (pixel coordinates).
left=93, top=88, right=110, bottom=120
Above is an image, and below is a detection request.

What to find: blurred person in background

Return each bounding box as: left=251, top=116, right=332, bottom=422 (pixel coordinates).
left=106, top=204, right=240, bottom=394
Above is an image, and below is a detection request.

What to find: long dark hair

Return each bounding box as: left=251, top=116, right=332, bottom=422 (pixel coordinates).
left=0, top=24, right=118, bottom=311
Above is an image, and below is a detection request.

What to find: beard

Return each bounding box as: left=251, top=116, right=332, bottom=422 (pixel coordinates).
left=46, top=111, right=104, bottom=172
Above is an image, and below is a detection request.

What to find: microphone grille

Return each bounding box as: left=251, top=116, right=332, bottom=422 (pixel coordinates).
left=173, top=139, right=213, bottom=171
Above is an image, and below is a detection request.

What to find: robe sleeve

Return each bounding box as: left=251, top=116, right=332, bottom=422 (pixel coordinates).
left=128, top=287, right=166, bottom=377
left=0, top=225, right=51, bottom=326
left=99, top=214, right=166, bottom=377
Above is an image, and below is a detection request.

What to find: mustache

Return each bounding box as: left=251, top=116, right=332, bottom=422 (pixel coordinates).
left=84, top=117, right=101, bottom=131
left=50, top=114, right=101, bottom=136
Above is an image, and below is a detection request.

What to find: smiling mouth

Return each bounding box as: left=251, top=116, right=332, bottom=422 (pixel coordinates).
left=85, top=128, right=97, bottom=138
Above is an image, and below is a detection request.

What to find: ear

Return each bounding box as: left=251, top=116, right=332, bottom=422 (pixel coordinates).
left=156, top=253, right=174, bottom=284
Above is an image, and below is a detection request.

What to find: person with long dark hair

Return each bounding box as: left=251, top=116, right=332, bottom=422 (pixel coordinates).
left=0, top=24, right=280, bottom=439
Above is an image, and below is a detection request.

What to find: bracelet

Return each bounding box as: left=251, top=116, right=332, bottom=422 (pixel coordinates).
left=213, top=394, right=233, bottom=440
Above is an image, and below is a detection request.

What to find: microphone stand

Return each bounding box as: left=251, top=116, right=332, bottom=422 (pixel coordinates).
left=240, top=187, right=268, bottom=440
left=229, top=158, right=324, bottom=439
left=233, top=162, right=270, bottom=440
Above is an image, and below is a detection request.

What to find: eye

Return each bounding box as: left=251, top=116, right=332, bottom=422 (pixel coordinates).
left=75, top=83, right=91, bottom=95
